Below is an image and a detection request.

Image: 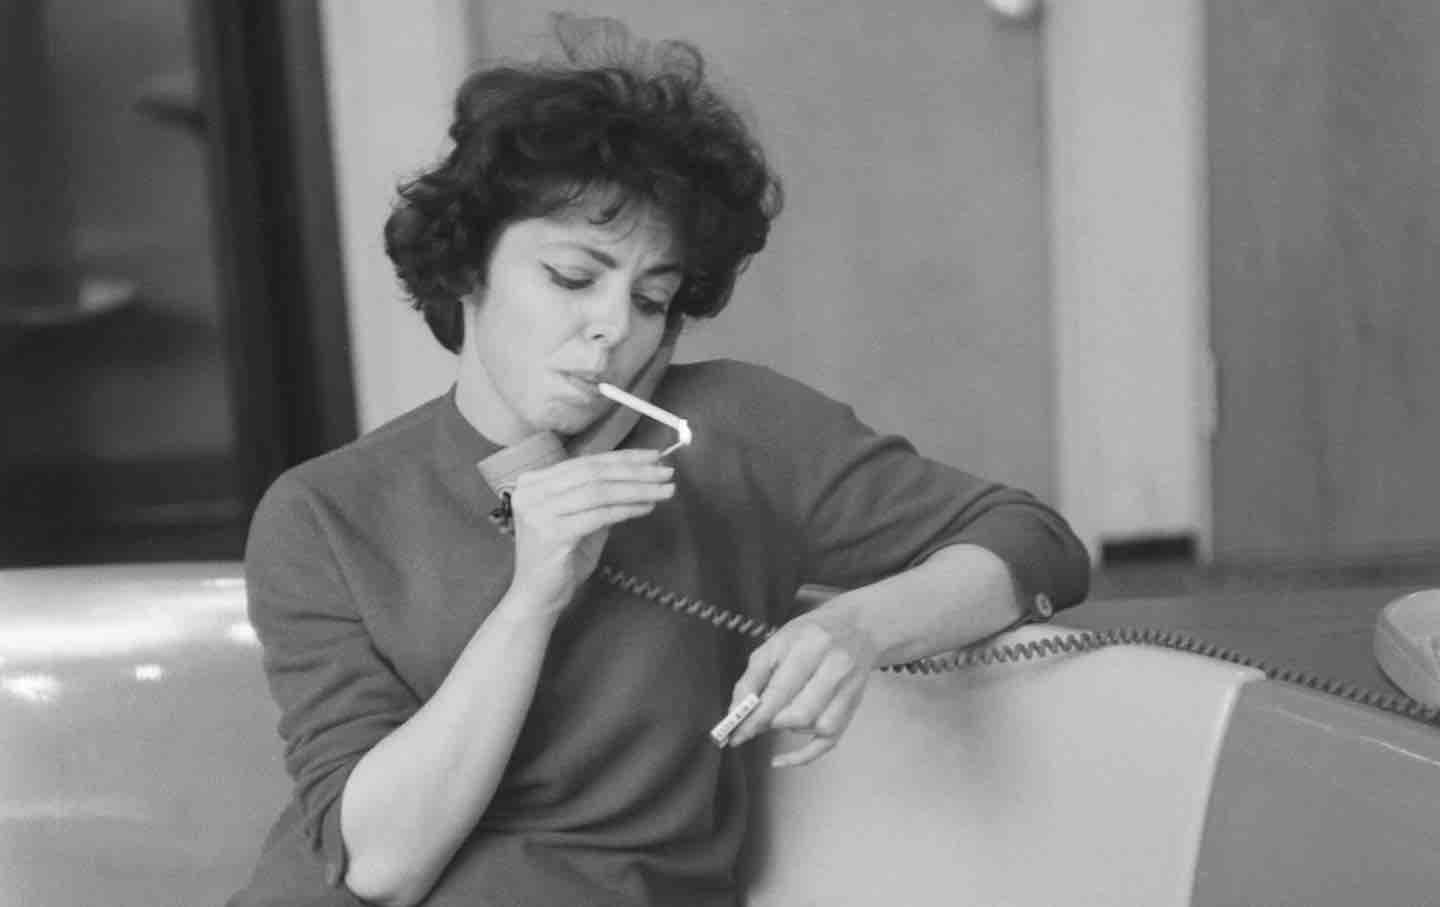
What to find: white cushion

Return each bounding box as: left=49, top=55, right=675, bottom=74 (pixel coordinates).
left=743, top=626, right=1263, bottom=907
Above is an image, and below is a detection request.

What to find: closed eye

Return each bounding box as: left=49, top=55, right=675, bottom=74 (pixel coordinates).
left=633, top=294, right=670, bottom=316
left=547, top=265, right=673, bottom=316
left=543, top=265, right=593, bottom=291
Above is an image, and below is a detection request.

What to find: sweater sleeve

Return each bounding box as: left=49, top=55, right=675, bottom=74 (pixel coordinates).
left=244, top=473, right=422, bottom=891
left=740, top=366, right=1090, bottom=612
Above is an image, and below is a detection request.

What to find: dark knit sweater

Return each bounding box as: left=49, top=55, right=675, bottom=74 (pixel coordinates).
left=229, top=359, right=1089, bottom=906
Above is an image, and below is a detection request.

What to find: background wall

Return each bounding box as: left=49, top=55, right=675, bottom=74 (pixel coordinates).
left=319, top=0, right=468, bottom=431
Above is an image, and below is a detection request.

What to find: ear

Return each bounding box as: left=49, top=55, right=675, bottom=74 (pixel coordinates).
left=447, top=267, right=483, bottom=299
left=457, top=276, right=488, bottom=326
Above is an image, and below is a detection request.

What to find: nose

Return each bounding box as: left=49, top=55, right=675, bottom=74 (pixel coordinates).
left=584, top=285, right=631, bottom=348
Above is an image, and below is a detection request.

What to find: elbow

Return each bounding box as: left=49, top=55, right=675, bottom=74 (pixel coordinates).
left=339, top=782, right=444, bottom=906
left=344, top=853, right=434, bottom=907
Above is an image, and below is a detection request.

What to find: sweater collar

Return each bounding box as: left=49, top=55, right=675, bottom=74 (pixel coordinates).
left=436, top=384, right=503, bottom=485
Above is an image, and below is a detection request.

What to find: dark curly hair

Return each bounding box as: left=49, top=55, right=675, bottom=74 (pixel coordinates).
left=383, top=14, right=784, bottom=352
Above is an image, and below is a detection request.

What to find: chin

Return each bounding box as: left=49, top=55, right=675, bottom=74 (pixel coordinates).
left=536, top=403, right=601, bottom=438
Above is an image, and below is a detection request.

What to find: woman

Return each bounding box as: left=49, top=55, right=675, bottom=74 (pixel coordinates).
left=231, top=15, right=1089, bottom=907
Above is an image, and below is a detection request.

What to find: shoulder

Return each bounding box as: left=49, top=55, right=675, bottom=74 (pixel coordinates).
left=254, top=395, right=448, bottom=522
left=658, top=359, right=852, bottom=434
left=660, top=357, right=822, bottom=399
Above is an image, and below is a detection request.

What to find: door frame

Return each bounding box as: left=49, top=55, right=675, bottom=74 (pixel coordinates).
left=1044, top=0, right=1212, bottom=564
left=194, top=0, right=358, bottom=507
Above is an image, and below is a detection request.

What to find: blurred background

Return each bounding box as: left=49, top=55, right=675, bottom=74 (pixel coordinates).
left=1, top=1, right=351, bottom=565
left=2, top=0, right=1438, bottom=595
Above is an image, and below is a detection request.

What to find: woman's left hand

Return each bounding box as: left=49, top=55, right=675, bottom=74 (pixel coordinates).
left=721, top=605, right=879, bottom=767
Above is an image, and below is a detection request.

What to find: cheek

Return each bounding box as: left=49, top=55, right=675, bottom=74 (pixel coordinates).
left=617, top=319, right=668, bottom=370
left=480, top=280, right=566, bottom=357
left=468, top=298, right=536, bottom=396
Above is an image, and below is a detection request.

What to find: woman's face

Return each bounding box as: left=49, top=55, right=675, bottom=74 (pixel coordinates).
left=455, top=201, right=684, bottom=445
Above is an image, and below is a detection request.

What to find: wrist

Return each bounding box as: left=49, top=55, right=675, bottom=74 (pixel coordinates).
left=803, top=596, right=884, bottom=665
left=490, top=580, right=569, bottom=631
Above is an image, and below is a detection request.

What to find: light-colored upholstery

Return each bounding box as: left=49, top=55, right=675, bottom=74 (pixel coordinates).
left=0, top=564, right=289, bottom=907
left=743, top=627, right=1262, bottom=906
left=0, top=564, right=1265, bottom=906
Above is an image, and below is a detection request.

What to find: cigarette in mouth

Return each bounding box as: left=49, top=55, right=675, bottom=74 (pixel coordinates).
left=597, top=382, right=693, bottom=456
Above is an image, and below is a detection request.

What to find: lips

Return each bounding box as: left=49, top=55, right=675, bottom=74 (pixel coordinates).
left=558, top=371, right=604, bottom=399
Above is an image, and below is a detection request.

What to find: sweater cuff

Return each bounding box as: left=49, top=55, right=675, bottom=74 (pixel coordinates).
left=317, top=801, right=350, bottom=889
left=944, top=507, right=1090, bottom=617
left=301, top=766, right=358, bottom=894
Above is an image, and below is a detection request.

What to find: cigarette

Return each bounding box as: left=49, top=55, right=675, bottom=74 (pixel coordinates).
left=709, top=693, right=761, bottom=747
left=597, top=382, right=693, bottom=456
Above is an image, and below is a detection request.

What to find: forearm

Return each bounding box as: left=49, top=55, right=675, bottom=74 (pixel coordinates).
left=340, top=590, right=559, bottom=906
left=809, top=543, right=1024, bottom=666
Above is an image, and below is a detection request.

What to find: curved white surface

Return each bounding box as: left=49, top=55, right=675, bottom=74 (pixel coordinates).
left=0, top=563, right=289, bottom=907
left=0, top=562, right=250, bottom=664
left=744, top=626, right=1264, bottom=907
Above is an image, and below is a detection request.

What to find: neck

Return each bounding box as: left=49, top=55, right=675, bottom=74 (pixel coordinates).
left=454, top=349, right=531, bottom=448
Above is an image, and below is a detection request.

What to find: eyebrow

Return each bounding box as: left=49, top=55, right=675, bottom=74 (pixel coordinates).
left=545, top=242, right=684, bottom=278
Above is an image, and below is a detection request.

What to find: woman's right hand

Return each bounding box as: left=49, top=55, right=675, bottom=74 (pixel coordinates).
left=504, top=448, right=675, bottom=617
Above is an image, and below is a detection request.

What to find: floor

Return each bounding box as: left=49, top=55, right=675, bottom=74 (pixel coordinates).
left=1090, top=557, right=1440, bottom=600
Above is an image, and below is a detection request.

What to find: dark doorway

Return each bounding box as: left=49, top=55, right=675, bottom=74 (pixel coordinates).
left=0, top=0, right=355, bottom=566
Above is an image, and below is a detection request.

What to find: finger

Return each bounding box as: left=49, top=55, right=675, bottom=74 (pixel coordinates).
left=809, top=672, right=867, bottom=740
left=770, top=734, right=837, bottom=769
left=724, top=645, right=780, bottom=742
left=551, top=502, right=658, bottom=538
left=549, top=478, right=675, bottom=518
left=728, top=644, right=778, bottom=711
left=517, top=470, right=673, bottom=515
left=728, top=643, right=827, bottom=747
left=769, top=650, right=856, bottom=731
left=567, top=448, right=663, bottom=469
left=520, top=450, right=666, bottom=493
